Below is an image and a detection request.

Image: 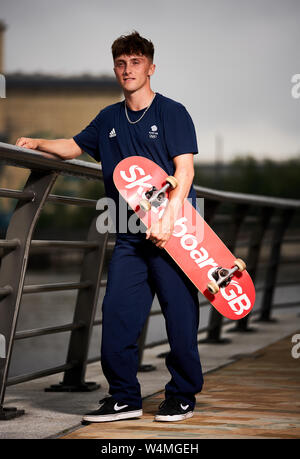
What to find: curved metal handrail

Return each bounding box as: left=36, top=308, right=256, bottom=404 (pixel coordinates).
left=194, top=184, right=300, bottom=209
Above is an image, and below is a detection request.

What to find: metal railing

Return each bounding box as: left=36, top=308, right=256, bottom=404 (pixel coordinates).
left=0, top=141, right=299, bottom=420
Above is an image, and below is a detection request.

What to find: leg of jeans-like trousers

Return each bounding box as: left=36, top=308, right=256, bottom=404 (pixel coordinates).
left=100, top=236, right=155, bottom=408
left=147, top=244, right=204, bottom=409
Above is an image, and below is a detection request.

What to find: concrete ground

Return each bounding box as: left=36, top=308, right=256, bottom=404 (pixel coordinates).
left=0, top=307, right=299, bottom=439
left=63, top=334, right=300, bottom=439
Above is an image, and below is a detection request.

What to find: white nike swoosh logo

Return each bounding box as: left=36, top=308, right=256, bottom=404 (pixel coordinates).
left=180, top=404, right=189, bottom=410
left=114, top=402, right=129, bottom=411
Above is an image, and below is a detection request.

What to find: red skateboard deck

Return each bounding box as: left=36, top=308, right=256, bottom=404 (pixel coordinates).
left=113, top=156, right=255, bottom=320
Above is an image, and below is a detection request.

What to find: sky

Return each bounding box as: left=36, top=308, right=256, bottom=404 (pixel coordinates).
left=1, top=0, right=300, bottom=163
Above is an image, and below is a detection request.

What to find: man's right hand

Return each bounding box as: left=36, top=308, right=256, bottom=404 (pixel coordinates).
left=14, top=137, right=83, bottom=159
left=16, top=137, right=40, bottom=150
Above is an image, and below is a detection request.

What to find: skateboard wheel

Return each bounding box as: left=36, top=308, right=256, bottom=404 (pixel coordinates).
left=166, top=176, right=178, bottom=189
left=207, top=281, right=220, bottom=295
left=234, top=258, right=246, bottom=272
left=139, top=199, right=151, bottom=212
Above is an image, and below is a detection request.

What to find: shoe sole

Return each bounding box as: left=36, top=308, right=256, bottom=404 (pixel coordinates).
left=82, top=409, right=143, bottom=423
left=154, top=411, right=194, bottom=422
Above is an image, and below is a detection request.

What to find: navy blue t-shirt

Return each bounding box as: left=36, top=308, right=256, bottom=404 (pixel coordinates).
left=73, top=92, right=198, bottom=233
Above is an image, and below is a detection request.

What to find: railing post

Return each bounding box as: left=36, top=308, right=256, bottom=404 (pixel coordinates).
left=232, top=206, right=274, bottom=331
left=45, top=219, right=109, bottom=392
left=203, top=199, right=220, bottom=225
left=0, top=170, right=58, bottom=419
left=257, top=207, right=295, bottom=322
left=201, top=203, right=249, bottom=343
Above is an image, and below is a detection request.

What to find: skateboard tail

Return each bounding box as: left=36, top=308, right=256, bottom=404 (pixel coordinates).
left=164, top=233, right=256, bottom=321
left=202, top=274, right=256, bottom=320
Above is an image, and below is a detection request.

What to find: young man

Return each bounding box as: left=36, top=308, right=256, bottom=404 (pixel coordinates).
left=16, top=31, right=203, bottom=423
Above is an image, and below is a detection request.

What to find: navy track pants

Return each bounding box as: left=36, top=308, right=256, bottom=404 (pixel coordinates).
left=100, top=234, right=203, bottom=409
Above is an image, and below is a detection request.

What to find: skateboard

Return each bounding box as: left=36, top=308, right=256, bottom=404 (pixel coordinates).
left=113, top=156, right=255, bottom=320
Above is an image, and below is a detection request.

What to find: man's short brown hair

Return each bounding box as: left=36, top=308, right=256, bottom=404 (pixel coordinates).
left=112, top=31, right=154, bottom=61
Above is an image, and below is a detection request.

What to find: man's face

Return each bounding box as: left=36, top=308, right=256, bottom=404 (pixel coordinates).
left=113, top=54, right=155, bottom=94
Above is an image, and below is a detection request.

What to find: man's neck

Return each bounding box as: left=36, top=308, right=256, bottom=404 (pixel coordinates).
left=124, top=87, right=155, bottom=111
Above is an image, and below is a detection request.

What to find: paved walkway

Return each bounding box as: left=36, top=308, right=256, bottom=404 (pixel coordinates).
left=1, top=309, right=299, bottom=438
left=62, top=333, right=300, bottom=439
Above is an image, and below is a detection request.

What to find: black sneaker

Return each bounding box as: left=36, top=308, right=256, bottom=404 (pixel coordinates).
left=82, top=396, right=143, bottom=423
left=154, top=396, right=194, bottom=422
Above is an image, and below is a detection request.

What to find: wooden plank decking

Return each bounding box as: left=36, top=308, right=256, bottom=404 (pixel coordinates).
left=62, top=333, right=300, bottom=439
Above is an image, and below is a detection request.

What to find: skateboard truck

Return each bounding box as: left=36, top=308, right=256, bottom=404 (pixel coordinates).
left=207, top=258, right=246, bottom=294
left=139, top=176, right=177, bottom=211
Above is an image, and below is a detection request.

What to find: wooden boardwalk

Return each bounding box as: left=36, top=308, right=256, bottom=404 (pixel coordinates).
left=62, top=333, right=300, bottom=439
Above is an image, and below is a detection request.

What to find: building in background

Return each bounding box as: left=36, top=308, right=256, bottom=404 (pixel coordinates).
left=0, top=19, right=121, bottom=211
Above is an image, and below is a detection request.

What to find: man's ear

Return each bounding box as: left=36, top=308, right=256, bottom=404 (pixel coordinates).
left=148, top=63, right=156, bottom=77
